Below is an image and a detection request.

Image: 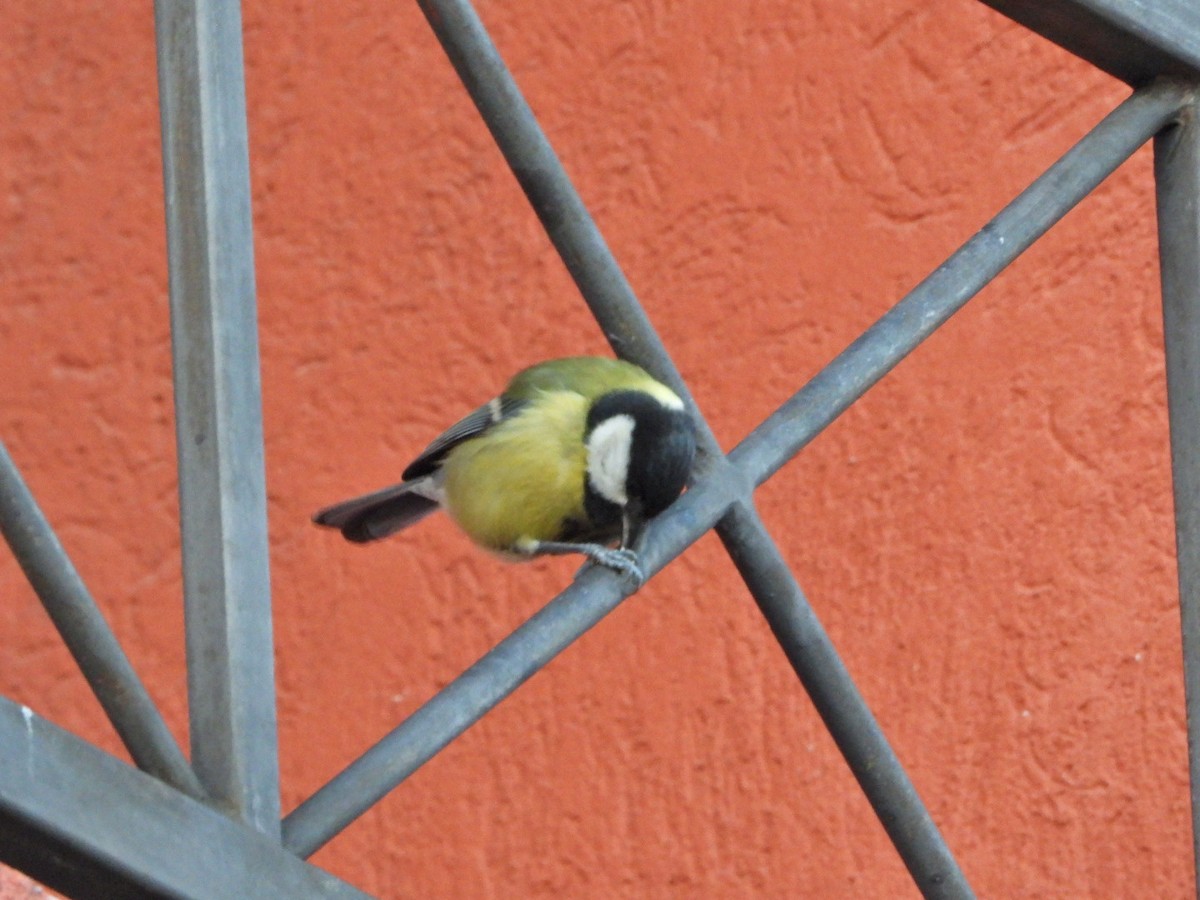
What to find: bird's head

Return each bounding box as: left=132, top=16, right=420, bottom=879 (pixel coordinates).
left=583, top=388, right=696, bottom=546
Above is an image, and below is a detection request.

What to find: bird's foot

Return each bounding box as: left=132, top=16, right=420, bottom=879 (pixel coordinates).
left=577, top=546, right=645, bottom=587
left=522, top=539, right=645, bottom=587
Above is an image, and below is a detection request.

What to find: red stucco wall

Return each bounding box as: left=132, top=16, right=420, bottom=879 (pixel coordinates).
left=0, top=867, right=53, bottom=900
left=2, top=1, right=1193, bottom=897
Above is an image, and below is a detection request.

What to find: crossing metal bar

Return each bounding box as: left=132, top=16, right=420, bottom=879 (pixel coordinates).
left=374, top=4, right=1185, bottom=891
left=4, top=0, right=1198, bottom=895
left=154, top=0, right=280, bottom=834
left=1154, top=89, right=1200, bottom=892
left=284, top=4, right=966, bottom=889
left=0, top=442, right=206, bottom=801
left=730, top=79, right=1191, bottom=489
left=708, top=86, right=1184, bottom=888
left=977, top=0, right=1200, bottom=87
left=0, top=697, right=370, bottom=900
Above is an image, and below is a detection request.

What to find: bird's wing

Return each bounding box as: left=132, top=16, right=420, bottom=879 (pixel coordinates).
left=313, top=397, right=530, bottom=544
left=401, top=395, right=529, bottom=480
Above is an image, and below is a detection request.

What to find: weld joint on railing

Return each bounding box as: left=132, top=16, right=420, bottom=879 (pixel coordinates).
left=1154, top=75, right=1200, bottom=118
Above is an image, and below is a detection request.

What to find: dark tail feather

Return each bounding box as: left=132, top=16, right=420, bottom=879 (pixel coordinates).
left=313, top=481, right=441, bottom=543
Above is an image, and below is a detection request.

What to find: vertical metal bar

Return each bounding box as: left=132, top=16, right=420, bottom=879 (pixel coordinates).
left=0, top=442, right=206, bottom=801
left=154, top=0, right=279, bottom=834
left=719, top=501, right=973, bottom=898
left=1154, top=84, right=1200, bottom=890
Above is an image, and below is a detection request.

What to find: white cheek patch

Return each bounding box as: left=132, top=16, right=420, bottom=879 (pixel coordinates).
left=586, top=414, right=635, bottom=506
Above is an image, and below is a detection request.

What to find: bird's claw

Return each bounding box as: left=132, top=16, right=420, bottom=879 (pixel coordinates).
left=578, top=546, right=645, bottom=587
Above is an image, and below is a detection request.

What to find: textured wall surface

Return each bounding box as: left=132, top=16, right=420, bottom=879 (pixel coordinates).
left=1, top=0, right=1193, bottom=897
left=0, top=867, right=54, bottom=900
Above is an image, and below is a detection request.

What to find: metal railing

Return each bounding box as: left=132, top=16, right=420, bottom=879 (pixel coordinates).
left=2, top=0, right=1198, bottom=897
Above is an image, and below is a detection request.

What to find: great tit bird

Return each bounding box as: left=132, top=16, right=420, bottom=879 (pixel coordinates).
left=313, top=356, right=696, bottom=582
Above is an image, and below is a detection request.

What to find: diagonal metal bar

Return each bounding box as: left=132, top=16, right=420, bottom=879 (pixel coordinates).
left=154, top=0, right=280, bottom=834
left=977, top=0, right=1200, bottom=87
left=282, top=461, right=746, bottom=858
left=1154, top=88, right=1200, bottom=892
left=0, top=696, right=370, bottom=900
left=716, top=85, right=1184, bottom=893
left=0, top=441, right=206, bottom=801
left=414, top=0, right=702, bottom=416
left=718, top=500, right=972, bottom=898
left=730, top=79, right=1191, bottom=490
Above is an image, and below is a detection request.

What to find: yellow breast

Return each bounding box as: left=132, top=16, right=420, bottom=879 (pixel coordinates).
left=440, top=391, right=589, bottom=554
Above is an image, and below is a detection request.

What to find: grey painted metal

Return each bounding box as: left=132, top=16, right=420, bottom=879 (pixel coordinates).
left=154, top=0, right=280, bottom=834
left=977, top=0, right=1200, bottom=86
left=283, top=0, right=977, bottom=888
left=0, top=442, right=205, bottom=801
left=286, top=5, right=970, bottom=889
left=410, top=9, right=1182, bottom=889
left=282, top=466, right=746, bottom=857
left=730, top=80, right=1190, bottom=491
left=0, top=696, right=370, bottom=900
left=1154, top=88, right=1200, bottom=892
left=414, top=0, right=699, bottom=413
left=719, top=501, right=973, bottom=898
left=3, top=0, right=1187, bottom=894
